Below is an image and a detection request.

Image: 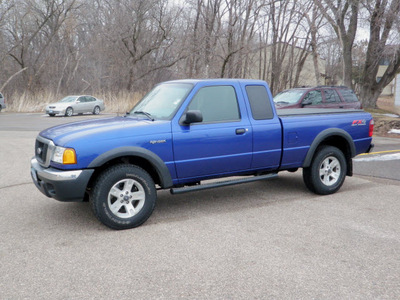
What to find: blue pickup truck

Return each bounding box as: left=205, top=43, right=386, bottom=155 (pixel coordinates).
left=31, top=79, right=374, bottom=229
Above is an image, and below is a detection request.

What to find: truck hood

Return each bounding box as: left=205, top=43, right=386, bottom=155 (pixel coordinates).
left=39, top=116, right=170, bottom=146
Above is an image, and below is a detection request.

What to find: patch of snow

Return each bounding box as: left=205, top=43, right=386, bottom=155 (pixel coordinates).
left=354, top=153, right=400, bottom=162
left=388, top=129, right=400, bottom=134
left=375, top=113, right=399, bottom=118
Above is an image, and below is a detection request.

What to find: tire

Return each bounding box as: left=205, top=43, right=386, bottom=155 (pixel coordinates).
left=302, top=145, right=347, bottom=195
left=93, top=106, right=100, bottom=115
left=48, top=113, right=55, bottom=117
left=0, top=105, right=2, bottom=112
left=90, top=164, right=157, bottom=230
left=65, top=107, right=73, bottom=117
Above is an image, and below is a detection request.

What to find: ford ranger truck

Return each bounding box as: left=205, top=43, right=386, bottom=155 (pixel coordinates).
left=31, top=79, right=374, bottom=230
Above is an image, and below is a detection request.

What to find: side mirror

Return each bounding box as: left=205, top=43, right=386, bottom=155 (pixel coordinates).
left=183, top=110, right=203, bottom=125
left=76, top=100, right=81, bottom=103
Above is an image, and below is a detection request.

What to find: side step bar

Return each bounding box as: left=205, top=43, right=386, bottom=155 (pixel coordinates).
left=170, top=173, right=278, bottom=195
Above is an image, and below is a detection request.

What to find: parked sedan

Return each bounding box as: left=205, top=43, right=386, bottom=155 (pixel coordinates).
left=0, top=92, right=6, bottom=112
left=45, top=95, right=105, bottom=117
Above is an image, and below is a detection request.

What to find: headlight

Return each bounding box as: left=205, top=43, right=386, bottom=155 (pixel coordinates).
left=52, top=146, right=77, bottom=164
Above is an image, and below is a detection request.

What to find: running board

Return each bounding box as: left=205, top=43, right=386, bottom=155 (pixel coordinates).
left=170, top=173, right=278, bottom=195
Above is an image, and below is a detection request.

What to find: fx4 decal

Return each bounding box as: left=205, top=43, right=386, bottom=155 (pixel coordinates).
left=352, top=120, right=366, bottom=126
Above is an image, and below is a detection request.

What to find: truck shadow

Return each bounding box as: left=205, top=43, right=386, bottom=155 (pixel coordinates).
left=42, top=173, right=308, bottom=230
left=148, top=172, right=313, bottom=226
left=45, top=172, right=371, bottom=230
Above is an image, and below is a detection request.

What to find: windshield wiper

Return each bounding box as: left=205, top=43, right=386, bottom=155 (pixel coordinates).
left=133, top=111, right=154, bottom=121
left=275, top=101, right=289, bottom=104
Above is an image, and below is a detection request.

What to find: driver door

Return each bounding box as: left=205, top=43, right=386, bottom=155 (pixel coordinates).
left=172, top=85, right=252, bottom=181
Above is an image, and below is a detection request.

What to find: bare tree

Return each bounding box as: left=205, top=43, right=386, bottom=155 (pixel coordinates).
left=7, top=0, right=399, bottom=111
left=314, top=0, right=359, bottom=88
left=259, top=0, right=311, bottom=94
left=301, top=0, right=326, bottom=85
left=359, top=0, right=400, bottom=108
left=5, top=0, right=78, bottom=92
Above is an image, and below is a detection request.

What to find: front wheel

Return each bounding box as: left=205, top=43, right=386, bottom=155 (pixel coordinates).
left=91, top=164, right=157, bottom=230
left=303, top=146, right=347, bottom=195
left=65, top=107, right=73, bottom=117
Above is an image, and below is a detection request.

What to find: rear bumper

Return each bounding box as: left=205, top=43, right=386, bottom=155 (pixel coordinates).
left=31, top=158, right=94, bottom=202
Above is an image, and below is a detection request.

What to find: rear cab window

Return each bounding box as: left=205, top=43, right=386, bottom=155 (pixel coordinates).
left=245, top=85, right=274, bottom=120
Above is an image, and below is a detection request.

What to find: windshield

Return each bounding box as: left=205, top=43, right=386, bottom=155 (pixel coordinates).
left=59, top=96, right=78, bottom=103
left=130, top=83, right=193, bottom=120
left=273, top=90, right=306, bottom=105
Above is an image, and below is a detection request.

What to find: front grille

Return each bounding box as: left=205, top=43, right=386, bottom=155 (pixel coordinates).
left=35, top=136, right=55, bottom=167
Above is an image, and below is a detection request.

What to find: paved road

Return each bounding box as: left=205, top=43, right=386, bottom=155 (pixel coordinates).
left=0, top=112, right=114, bottom=131
left=1, top=113, right=400, bottom=299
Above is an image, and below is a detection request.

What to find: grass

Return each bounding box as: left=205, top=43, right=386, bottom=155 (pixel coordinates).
left=364, top=107, right=399, bottom=115
left=3, top=90, right=143, bottom=113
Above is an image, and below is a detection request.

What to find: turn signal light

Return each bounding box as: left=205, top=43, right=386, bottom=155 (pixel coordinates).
left=63, top=148, right=77, bottom=164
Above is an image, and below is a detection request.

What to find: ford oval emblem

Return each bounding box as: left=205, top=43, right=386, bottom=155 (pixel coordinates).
left=37, top=147, right=42, bottom=155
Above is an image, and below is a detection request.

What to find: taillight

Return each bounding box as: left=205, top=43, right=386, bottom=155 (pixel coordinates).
left=369, top=119, right=374, bottom=137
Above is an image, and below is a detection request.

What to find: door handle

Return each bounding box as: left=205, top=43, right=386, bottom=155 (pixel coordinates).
left=236, top=128, right=247, bottom=135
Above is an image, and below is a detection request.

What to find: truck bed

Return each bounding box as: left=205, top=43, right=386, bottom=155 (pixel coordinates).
left=277, top=108, right=372, bottom=170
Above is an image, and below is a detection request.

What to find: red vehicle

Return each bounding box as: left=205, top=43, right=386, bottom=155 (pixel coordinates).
left=274, top=86, right=362, bottom=109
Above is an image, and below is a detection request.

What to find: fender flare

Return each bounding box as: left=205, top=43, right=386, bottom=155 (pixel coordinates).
left=88, top=147, right=173, bottom=188
left=302, top=128, right=356, bottom=168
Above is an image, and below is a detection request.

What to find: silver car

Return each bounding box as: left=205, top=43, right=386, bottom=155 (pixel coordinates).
left=45, top=95, right=105, bottom=117
left=0, top=92, right=6, bottom=112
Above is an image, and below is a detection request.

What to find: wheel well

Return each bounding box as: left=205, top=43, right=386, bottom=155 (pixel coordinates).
left=314, top=135, right=353, bottom=176
left=87, top=155, right=162, bottom=192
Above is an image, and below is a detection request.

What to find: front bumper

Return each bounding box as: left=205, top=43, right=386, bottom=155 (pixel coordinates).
left=31, top=158, right=94, bottom=202
left=46, top=109, right=64, bottom=115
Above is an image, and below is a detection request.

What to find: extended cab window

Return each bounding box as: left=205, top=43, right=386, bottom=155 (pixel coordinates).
left=246, top=85, right=273, bottom=120
left=187, top=86, right=240, bottom=123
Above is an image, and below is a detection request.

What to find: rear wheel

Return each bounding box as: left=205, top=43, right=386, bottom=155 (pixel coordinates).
left=65, top=107, right=73, bottom=117
left=93, top=106, right=100, bottom=115
left=303, top=146, right=347, bottom=195
left=91, top=164, right=157, bottom=230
